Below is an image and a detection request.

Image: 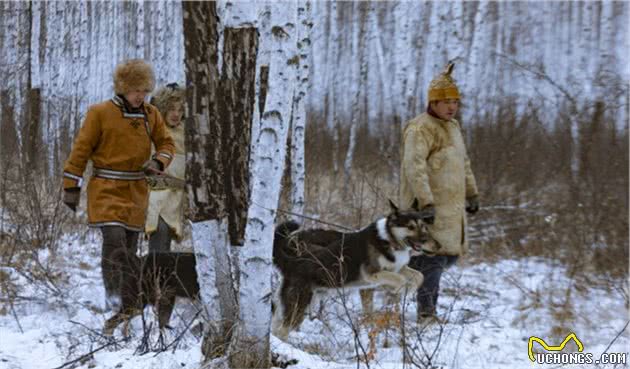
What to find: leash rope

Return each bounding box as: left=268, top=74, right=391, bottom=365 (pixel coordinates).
left=251, top=201, right=354, bottom=231
left=145, top=166, right=185, bottom=186
left=147, top=174, right=354, bottom=231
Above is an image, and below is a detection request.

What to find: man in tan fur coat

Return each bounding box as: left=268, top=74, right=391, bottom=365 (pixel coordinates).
left=400, top=62, right=479, bottom=322
left=62, top=59, right=175, bottom=309
left=145, top=83, right=187, bottom=252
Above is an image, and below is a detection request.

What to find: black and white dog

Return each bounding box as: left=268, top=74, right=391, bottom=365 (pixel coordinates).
left=103, top=252, right=200, bottom=336
left=272, top=199, right=436, bottom=339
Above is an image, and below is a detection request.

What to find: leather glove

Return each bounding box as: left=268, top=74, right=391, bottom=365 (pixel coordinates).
left=142, top=159, right=162, bottom=175
left=466, top=196, right=479, bottom=215
left=420, top=204, right=435, bottom=225
left=63, top=187, right=80, bottom=212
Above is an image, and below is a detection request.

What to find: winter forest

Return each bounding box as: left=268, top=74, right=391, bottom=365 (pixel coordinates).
left=0, top=1, right=628, bottom=369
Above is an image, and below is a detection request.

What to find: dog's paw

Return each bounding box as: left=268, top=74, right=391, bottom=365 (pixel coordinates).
left=272, top=352, right=299, bottom=368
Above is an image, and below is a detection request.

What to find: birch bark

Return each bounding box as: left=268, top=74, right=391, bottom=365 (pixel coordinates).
left=289, top=0, right=312, bottom=216
left=183, top=2, right=257, bottom=361
left=231, top=2, right=298, bottom=367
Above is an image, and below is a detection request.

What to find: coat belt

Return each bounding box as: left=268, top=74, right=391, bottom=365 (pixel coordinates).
left=93, top=168, right=145, bottom=180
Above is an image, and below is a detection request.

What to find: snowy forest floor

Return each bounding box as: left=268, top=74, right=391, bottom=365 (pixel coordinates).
left=0, top=229, right=628, bottom=369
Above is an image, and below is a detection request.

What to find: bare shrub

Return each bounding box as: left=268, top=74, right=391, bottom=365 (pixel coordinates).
left=300, top=95, right=628, bottom=361
left=305, top=95, right=628, bottom=279
left=0, top=158, right=77, bottom=312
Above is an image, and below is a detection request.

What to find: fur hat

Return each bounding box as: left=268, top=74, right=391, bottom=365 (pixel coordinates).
left=113, top=59, right=155, bottom=95
left=428, top=62, right=460, bottom=102
left=150, top=83, right=186, bottom=117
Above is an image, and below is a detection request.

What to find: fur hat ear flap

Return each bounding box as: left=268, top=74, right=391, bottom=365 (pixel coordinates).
left=113, top=59, right=155, bottom=95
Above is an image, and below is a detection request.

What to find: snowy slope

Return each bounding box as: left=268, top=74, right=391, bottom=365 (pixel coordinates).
left=1, top=233, right=627, bottom=369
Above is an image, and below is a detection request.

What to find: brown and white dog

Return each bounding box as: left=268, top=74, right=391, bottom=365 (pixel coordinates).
left=271, top=199, right=436, bottom=339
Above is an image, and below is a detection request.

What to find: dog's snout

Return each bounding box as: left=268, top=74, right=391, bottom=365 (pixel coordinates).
left=419, top=233, right=430, bottom=243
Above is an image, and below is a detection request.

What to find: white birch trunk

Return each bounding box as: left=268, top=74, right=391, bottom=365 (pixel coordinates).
left=249, top=2, right=273, bottom=164
left=393, top=2, right=413, bottom=123
left=289, top=0, right=312, bottom=216
left=191, top=220, right=226, bottom=324
left=369, top=3, right=387, bottom=141
left=343, top=1, right=361, bottom=187
left=326, top=2, right=339, bottom=174
left=186, top=1, right=259, bottom=364
left=1, top=2, right=29, bottom=150
left=232, top=1, right=298, bottom=366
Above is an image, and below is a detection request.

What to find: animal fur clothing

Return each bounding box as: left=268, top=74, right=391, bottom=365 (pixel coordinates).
left=400, top=112, right=478, bottom=256
left=63, top=98, right=175, bottom=231
left=145, top=123, right=186, bottom=240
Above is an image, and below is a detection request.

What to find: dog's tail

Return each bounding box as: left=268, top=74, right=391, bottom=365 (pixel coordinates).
left=273, top=221, right=301, bottom=268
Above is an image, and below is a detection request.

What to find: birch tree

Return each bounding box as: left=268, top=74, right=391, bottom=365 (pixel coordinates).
left=288, top=1, right=312, bottom=216
left=184, top=2, right=302, bottom=367
left=182, top=1, right=257, bottom=360
left=343, top=2, right=367, bottom=189
left=0, top=1, right=30, bottom=168
left=231, top=4, right=298, bottom=366
left=325, top=1, right=340, bottom=174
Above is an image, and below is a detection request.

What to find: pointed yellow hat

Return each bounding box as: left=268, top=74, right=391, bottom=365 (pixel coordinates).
left=428, top=62, right=460, bottom=102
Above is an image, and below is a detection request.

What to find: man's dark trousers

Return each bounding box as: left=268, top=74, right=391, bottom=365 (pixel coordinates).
left=409, top=254, right=458, bottom=317
left=101, top=226, right=139, bottom=308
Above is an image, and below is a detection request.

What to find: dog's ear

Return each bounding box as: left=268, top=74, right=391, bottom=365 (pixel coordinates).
left=411, top=198, right=420, bottom=211
left=388, top=199, right=399, bottom=213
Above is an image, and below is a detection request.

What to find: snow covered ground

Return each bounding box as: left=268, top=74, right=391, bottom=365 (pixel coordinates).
left=0, top=231, right=627, bottom=369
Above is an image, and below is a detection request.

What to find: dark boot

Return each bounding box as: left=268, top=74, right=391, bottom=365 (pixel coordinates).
left=148, top=216, right=173, bottom=253
left=409, top=254, right=458, bottom=319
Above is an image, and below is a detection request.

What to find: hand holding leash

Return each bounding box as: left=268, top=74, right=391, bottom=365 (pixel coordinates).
left=142, top=159, right=162, bottom=175
left=144, top=166, right=186, bottom=189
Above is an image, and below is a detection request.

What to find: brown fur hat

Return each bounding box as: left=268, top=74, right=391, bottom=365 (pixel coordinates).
left=113, top=59, right=155, bottom=95
left=150, top=83, right=186, bottom=117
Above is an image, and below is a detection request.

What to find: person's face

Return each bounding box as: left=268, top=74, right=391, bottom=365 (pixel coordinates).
left=124, top=89, right=148, bottom=108
left=165, top=101, right=184, bottom=127
left=431, top=99, right=459, bottom=120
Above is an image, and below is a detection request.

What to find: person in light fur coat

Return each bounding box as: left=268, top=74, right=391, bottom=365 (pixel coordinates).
left=400, top=62, right=480, bottom=322
left=145, top=83, right=187, bottom=252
